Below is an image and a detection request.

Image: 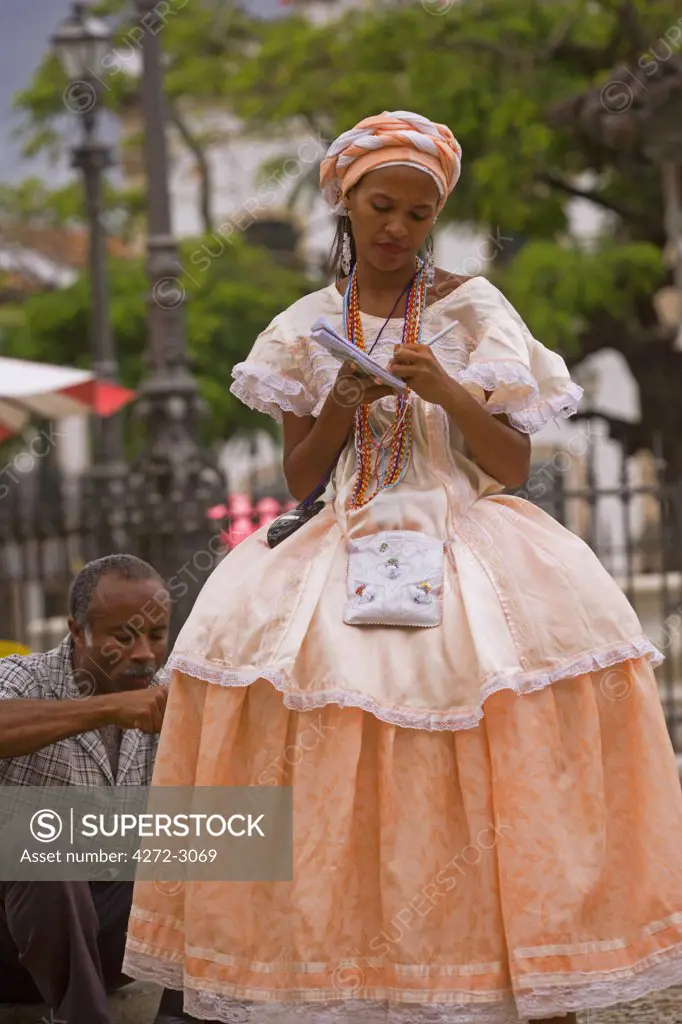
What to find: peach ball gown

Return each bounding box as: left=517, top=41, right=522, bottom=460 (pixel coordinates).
left=124, top=277, right=682, bottom=1023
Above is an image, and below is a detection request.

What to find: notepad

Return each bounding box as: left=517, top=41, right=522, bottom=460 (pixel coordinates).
left=310, top=317, right=408, bottom=393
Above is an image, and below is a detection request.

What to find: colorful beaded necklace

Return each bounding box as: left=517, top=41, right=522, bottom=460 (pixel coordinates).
left=343, top=259, right=428, bottom=510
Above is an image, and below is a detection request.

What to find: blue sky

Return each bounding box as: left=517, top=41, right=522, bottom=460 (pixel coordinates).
left=0, top=0, right=77, bottom=183
left=0, top=0, right=283, bottom=186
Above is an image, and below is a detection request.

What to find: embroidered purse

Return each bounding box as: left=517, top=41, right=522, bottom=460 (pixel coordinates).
left=344, top=530, right=445, bottom=628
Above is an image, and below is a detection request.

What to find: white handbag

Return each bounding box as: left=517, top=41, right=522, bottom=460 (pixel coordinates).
left=343, top=530, right=445, bottom=628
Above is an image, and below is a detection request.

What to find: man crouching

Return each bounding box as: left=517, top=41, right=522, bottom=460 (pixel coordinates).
left=0, top=554, right=170, bottom=1024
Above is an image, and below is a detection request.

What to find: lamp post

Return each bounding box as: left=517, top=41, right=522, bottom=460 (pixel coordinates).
left=52, top=3, right=127, bottom=536
left=129, top=0, right=225, bottom=632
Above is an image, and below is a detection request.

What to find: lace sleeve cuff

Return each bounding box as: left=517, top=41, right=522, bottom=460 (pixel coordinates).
left=445, top=279, right=584, bottom=434
left=230, top=362, right=317, bottom=423
left=455, top=359, right=584, bottom=434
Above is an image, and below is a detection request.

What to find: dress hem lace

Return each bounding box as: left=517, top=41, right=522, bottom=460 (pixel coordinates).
left=159, top=635, right=663, bottom=732
left=122, top=937, right=682, bottom=1023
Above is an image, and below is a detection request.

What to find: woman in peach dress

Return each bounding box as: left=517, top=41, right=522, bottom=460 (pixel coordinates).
left=124, top=112, right=682, bottom=1024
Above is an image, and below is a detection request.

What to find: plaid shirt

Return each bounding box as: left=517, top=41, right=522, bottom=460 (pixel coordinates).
left=0, top=636, right=158, bottom=786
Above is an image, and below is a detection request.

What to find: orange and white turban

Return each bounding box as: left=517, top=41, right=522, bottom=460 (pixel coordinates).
left=320, top=110, right=462, bottom=213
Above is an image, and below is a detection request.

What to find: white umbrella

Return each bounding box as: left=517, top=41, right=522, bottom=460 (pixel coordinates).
left=0, top=356, right=136, bottom=439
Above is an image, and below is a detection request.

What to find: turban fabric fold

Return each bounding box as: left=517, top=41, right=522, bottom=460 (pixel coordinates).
left=320, top=110, right=462, bottom=213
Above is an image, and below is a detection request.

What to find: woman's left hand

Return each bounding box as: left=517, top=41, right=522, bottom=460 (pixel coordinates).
left=388, top=345, right=453, bottom=405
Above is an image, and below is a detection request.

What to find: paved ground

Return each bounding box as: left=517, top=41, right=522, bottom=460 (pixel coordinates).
left=578, top=985, right=682, bottom=1021
left=0, top=982, right=161, bottom=1023
left=105, top=983, right=161, bottom=1024
left=1, top=983, right=681, bottom=1022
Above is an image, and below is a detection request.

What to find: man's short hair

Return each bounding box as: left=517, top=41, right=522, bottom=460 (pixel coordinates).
left=68, top=554, right=166, bottom=627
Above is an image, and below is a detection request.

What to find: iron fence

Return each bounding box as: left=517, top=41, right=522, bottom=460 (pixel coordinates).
left=512, top=419, right=682, bottom=753
left=0, top=454, right=226, bottom=651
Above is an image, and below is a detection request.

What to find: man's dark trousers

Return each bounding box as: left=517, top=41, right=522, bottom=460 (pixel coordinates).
left=0, top=880, right=133, bottom=1024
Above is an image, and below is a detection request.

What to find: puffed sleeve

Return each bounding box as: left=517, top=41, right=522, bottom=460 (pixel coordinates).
left=451, top=279, right=583, bottom=433
left=230, top=313, right=317, bottom=423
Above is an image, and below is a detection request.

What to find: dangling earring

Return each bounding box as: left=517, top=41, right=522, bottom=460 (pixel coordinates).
left=424, top=233, right=436, bottom=289
left=340, top=220, right=352, bottom=276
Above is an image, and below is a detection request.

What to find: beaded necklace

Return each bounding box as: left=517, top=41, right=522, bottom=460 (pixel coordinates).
left=343, top=259, right=427, bottom=510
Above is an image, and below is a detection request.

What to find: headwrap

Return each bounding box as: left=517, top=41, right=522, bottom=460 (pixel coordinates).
left=320, top=110, right=462, bottom=214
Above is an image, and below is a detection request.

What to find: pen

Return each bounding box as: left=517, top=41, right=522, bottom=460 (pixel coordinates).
left=389, top=319, right=459, bottom=381
left=421, top=319, right=459, bottom=347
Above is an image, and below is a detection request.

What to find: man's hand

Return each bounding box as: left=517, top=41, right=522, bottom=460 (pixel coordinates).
left=332, top=360, right=398, bottom=410
left=107, top=686, right=169, bottom=733
left=388, top=345, right=452, bottom=405
left=0, top=686, right=170, bottom=760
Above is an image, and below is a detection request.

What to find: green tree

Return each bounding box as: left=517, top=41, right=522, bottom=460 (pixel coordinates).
left=0, top=233, right=311, bottom=445
left=0, top=177, right=145, bottom=243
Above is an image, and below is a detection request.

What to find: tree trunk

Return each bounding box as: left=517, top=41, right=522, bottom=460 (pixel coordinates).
left=167, top=103, right=214, bottom=234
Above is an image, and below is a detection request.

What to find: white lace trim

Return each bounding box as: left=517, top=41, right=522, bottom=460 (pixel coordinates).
left=230, top=362, right=317, bottom=422
left=123, top=948, right=182, bottom=991
left=454, top=360, right=584, bottom=435
left=507, top=382, right=584, bottom=434
left=160, top=635, right=663, bottom=732
left=123, top=941, right=682, bottom=1022
left=517, top=940, right=682, bottom=1017
left=123, top=949, right=521, bottom=1022
left=187, top=994, right=522, bottom=1024
left=455, top=359, right=536, bottom=404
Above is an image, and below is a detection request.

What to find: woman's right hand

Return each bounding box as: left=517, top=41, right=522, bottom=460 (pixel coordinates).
left=332, top=360, right=396, bottom=411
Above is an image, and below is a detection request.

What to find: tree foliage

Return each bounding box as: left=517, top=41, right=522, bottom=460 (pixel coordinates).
left=0, top=177, right=145, bottom=241
left=0, top=233, right=311, bottom=444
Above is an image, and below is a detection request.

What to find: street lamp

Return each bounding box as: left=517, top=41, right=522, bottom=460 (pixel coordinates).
left=52, top=3, right=126, bottom=528
left=128, top=0, right=225, bottom=633
left=52, top=3, right=111, bottom=80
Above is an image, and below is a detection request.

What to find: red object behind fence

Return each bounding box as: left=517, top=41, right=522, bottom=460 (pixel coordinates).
left=208, top=495, right=295, bottom=549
